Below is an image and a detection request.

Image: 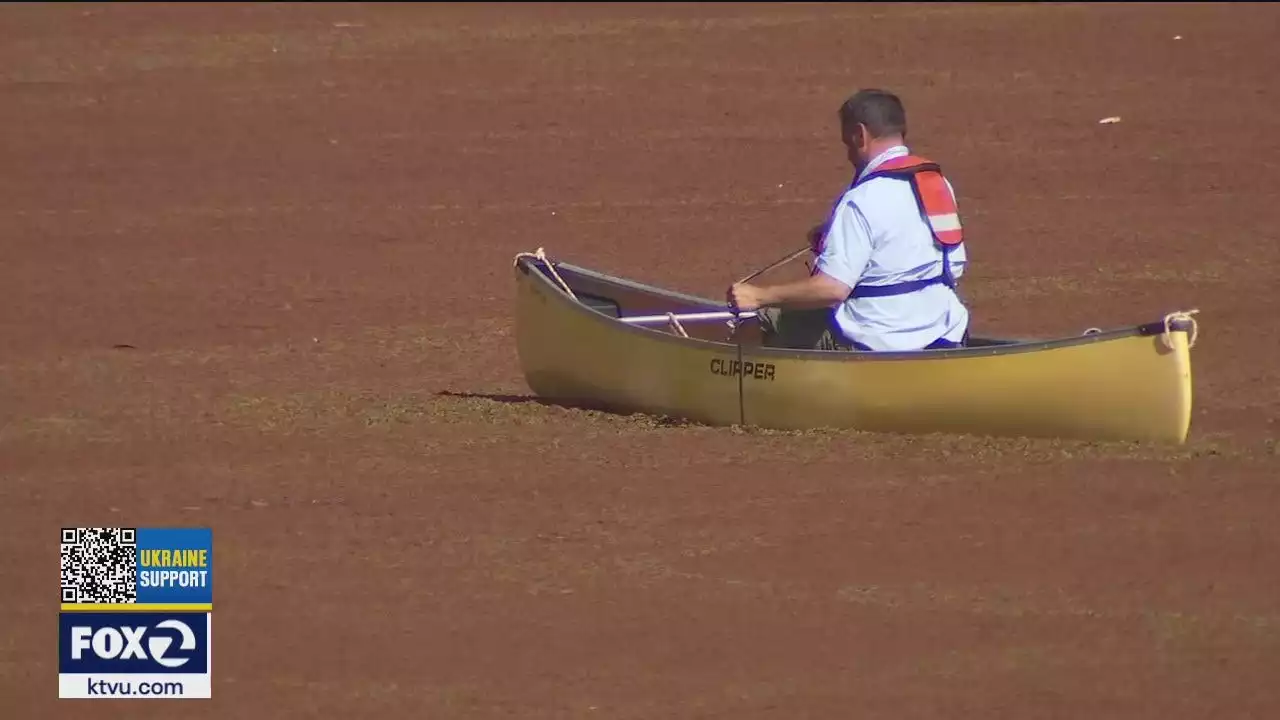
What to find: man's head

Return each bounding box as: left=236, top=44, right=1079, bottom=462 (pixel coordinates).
left=838, top=89, right=908, bottom=171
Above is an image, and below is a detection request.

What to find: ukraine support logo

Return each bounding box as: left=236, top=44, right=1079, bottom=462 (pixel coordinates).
left=59, top=527, right=213, bottom=699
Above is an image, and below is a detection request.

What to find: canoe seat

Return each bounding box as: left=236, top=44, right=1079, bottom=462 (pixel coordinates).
left=577, top=293, right=621, bottom=319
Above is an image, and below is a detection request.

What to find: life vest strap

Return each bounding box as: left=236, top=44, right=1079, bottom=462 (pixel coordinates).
left=850, top=245, right=959, bottom=299
left=850, top=274, right=949, bottom=299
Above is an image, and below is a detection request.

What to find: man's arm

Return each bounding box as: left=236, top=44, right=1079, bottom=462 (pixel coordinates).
left=726, top=194, right=871, bottom=313
left=728, top=272, right=850, bottom=312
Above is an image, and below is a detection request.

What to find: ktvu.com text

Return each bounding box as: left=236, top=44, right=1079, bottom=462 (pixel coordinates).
left=58, top=613, right=213, bottom=699
left=61, top=673, right=210, bottom=699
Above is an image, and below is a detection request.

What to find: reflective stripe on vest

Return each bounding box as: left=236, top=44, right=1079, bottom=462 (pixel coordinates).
left=848, top=154, right=964, bottom=299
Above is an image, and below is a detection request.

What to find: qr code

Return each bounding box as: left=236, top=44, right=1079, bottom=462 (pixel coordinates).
left=60, top=528, right=138, bottom=604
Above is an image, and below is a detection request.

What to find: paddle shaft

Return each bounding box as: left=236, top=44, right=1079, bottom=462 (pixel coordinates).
left=615, top=244, right=805, bottom=424
left=729, top=245, right=809, bottom=425
left=735, top=246, right=811, bottom=285
left=736, top=327, right=745, bottom=426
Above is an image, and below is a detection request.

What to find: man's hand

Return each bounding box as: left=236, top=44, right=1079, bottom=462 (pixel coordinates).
left=726, top=282, right=767, bottom=313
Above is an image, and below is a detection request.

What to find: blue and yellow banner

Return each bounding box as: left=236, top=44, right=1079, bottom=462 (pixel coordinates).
left=59, top=527, right=213, bottom=699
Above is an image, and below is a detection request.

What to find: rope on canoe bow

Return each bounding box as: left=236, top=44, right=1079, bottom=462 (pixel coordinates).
left=513, top=247, right=578, bottom=301
left=1161, top=309, right=1200, bottom=350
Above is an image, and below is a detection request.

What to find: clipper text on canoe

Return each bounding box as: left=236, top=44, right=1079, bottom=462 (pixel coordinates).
left=709, top=358, right=776, bottom=381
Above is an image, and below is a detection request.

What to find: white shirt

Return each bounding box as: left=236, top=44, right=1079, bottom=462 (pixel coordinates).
left=814, top=145, right=970, bottom=351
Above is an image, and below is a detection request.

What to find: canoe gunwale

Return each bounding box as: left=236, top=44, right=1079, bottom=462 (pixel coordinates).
left=515, top=255, right=1197, bottom=361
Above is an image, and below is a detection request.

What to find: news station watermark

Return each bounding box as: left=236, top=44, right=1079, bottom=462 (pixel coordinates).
left=59, top=528, right=212, bottom=699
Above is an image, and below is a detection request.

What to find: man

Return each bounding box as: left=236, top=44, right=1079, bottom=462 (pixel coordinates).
left=727, top=89, right=970, bottom=352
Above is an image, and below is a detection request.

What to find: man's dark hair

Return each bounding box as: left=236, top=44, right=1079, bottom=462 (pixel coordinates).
left=838, top=89, right=907, bottom=140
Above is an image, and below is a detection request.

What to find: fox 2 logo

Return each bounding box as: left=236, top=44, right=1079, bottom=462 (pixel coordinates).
left=59, top=613, right=209, bottom=674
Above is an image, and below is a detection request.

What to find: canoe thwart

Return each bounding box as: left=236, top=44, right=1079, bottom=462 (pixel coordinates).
left=619, top=310, right=759, bottom=326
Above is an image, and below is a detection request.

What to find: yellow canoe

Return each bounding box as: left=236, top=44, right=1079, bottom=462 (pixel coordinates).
left=513, top=248, right=1199, bottom=444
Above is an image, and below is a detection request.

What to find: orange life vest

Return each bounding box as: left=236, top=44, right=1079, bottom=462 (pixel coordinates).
left=818, top=154, right=965, bottom=298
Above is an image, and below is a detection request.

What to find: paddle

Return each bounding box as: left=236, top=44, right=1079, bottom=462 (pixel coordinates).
left=727, top=244, right=811, bottom=329
left=726, top=244, right=810, bottom=426
left=734, top=245, right=811, bottom=285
